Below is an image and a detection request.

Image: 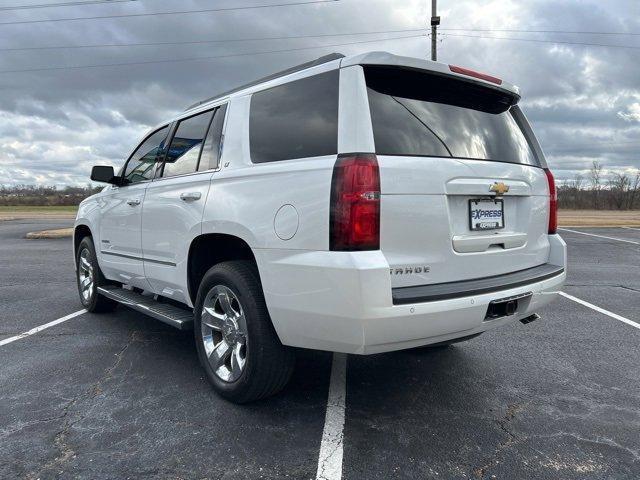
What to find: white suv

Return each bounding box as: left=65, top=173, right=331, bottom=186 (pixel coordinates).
left=75, top=52, right=566, bottom=403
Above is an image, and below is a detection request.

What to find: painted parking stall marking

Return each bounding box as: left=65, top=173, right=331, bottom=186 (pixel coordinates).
left=0, top=309, right=86, bottom=347
left=559, top=292, right=640, bottom=331
left=316, top=352, right=347, bottom=480
left=559, top=228, right=640, bottom=245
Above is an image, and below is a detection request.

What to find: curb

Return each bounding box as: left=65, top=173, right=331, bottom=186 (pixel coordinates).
left=25, top=228, right=73, bottom=239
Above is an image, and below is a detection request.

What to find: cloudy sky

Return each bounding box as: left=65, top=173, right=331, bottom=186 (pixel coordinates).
left=0, top=0, right=638, bottom=186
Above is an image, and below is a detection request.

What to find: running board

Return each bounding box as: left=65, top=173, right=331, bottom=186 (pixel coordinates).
left=97, top=285, right=194, bottom=330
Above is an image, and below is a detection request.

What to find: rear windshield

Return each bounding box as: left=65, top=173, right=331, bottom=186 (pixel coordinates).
left=365, top=66, right=538, bottom=166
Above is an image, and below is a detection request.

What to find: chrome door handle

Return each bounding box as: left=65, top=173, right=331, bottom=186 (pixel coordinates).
left=180, top=192, right=202, bottom=201
left=126, top=198, right=141, bottom=206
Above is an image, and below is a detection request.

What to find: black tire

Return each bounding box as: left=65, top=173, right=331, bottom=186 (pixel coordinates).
left=194, top=260, right=295, bottom=403
left=76, top=236, right=118, bottom=313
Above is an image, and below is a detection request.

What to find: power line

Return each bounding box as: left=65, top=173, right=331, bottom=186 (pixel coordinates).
left=2, top=28, right=638, bottom=75
left=0, top=28, right=425, bottom=52
left=4, top=26, right=639, bottom=53
left=2, top=30, right=638, bottom=75
left=0, top=33, right=425, bottom=74
left=0, top=0, right=337, bottom=26
left=441, top=27, right=640, bottom=36
left=0, top=0, right=136, bottom=11
left=443, top=32, right=640, bottom=50
left=3, top=26, right=639, bottom=54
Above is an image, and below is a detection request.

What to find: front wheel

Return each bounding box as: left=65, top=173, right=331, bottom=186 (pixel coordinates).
left=194, top=260, right=295, bottom=403
left=76, top=236, right=117, bottom=313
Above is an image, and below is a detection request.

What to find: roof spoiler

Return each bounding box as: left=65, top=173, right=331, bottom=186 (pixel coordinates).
left=184, top=52, right=345, bottom=111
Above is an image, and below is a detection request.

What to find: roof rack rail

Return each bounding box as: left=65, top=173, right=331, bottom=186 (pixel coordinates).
left=184, top=52, right=345, bottom=111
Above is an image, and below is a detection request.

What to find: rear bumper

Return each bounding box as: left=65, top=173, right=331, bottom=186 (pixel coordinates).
left=254, top=234, right=566, bottom=354
left=392, top=263, right=564, bottom=304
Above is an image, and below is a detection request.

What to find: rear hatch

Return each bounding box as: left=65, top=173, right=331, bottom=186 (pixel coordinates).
left=364, top=66, right=551, bottom=288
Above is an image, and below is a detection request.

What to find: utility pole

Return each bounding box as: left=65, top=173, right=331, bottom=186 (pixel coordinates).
left=430, top=0, right=440, bottom=61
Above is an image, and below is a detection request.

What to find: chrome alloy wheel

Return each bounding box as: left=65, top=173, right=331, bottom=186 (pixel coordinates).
left=201, top=285, right=248, bottom=382
left=78, top=248, right=95, bottom=303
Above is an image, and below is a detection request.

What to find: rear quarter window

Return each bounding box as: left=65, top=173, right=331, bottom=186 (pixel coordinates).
left=365, top=66, right=539, bottom=166
left=249, top=70, right=339, bottom=163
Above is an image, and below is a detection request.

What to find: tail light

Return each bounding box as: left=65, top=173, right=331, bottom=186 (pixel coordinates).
left=330, top=154, right=380, bottom=251
left=544, top=168, right=557, bottom=234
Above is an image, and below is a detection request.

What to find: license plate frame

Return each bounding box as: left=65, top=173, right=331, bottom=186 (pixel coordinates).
left=469, top=198, right=505, bottom=231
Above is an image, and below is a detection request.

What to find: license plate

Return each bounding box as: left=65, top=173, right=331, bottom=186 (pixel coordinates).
left=469, top=199, right=504, bottom=231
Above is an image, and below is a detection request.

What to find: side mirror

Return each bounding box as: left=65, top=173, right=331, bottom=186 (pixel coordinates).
left=90, top=165, right=119, bottom=185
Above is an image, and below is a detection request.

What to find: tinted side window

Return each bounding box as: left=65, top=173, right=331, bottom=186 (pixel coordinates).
left=124, top=126, right=169, bottom=184
left=250, top=70, right=339, bottom=163
left=198, top=104, right=227, bottom=171
left=162, top=110, right=214, bottom=178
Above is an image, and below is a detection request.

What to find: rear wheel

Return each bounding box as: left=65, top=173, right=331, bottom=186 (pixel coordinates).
left=194, top=260, right=295, bottom=403
left=76, top=236, right=117, bottom=313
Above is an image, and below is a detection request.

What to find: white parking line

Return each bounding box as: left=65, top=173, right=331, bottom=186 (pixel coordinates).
left=559, top=292, right=640, bottom=331
left=0, top=309, right=87, bottom=347
left=622, top=226, right=640, bottom=231
left=316, top=352, right=347, bottom=480
left=559, top=228, right=640, bottom=245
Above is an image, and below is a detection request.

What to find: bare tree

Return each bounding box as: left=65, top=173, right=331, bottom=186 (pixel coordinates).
left=559, top=174, right=585, bottom=209
left=571, top=174, right=584, bottom=191
left=608, top=173, right=630, bottom=210
left=628, top=170, right=640, bottom=210
left=588, top=161, right=603, bottom=209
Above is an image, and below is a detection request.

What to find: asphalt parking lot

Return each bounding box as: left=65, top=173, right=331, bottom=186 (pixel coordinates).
left=1, top=219, right=638, bottom=479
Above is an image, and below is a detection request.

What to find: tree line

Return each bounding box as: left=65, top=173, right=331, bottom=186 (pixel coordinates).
left=558, top=161, right=640, bottom=210
left=2, top=162, right=640, bottom=210
left=0, top=184, right=102, bottom=206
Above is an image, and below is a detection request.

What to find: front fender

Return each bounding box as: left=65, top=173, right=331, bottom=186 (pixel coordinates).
left=73, top=196, right=102, bottom=270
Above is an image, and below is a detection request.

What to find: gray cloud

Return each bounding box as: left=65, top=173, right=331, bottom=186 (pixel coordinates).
left=0, top=0, right=638, bottom=186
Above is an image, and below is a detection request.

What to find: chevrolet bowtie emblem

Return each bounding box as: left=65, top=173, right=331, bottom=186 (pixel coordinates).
left=489, top=182, right=510, bottom=196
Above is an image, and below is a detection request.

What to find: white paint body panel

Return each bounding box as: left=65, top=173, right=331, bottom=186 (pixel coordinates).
left=96, top=183, right=150, bottom=289
left=75, top=51, right=566, bottom=354
left=379, top=157, right=551, bottom=288
left=255, top=236, right=565, bottom=354
left=141, top=172, right=213, bottom=304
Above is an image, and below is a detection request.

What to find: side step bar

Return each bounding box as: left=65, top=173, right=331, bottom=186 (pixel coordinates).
left=97, top=285, right=194, bottom=330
